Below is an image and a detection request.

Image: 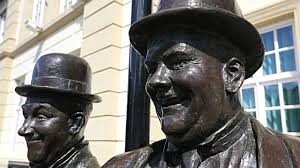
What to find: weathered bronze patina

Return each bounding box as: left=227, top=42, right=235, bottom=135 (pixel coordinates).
left=16, top=53, right=101, bottom=168
left=103, top=0, right=300, bottom=167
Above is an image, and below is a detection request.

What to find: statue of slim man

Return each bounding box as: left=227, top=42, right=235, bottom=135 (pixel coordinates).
left=103, top=0, right=300, bottom=167
left=16, top=53, right=101, bottom=168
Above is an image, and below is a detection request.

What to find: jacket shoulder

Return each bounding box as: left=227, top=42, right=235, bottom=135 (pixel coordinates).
left=280, top=133, right=300, bottom=165
left=250, top=115, right=300, bottom=167
left=102, top=146, right=153, bottom=168
left=102, top=140, right=166, bottom=168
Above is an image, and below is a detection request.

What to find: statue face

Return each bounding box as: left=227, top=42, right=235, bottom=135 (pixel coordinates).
left=145, top=32, right=229, bottom=147
left=18, top=98, right=71, bottom=165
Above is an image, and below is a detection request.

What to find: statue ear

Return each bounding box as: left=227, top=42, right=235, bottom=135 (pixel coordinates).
left=223, top=58, right=245, bottom=93
left=69, top=112, right=85, bottom=135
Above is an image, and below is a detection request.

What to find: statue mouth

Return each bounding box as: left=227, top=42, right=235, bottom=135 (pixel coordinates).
left=158, top=92, right=191, bottom=113
left=160, top=95, right=182, bottom=107
left=26, top=137, right=43, bottom=144
left=155, top=85, right=191, bottom=112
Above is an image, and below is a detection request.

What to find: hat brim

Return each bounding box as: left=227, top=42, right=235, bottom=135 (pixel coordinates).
left=129, top=7, right=264, bottom=78
left=15, top=85, right=102, bottom=103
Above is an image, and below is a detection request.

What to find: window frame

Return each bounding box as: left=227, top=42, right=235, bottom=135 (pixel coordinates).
left=262, top=80, right=300, bottom=133
left=256, top=20, right=299, bottom=79
left=32, top=0, right=45, bottom=27
left=241, top=20, right=300, bottom=136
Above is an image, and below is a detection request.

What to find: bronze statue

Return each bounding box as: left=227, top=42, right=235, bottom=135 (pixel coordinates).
left=103, top=0, right=300, bottom=167
left=16, top=53, right=101, bottom=168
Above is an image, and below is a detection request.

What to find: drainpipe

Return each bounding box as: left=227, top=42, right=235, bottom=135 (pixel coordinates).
left=125, top=0, right=152, bottom=151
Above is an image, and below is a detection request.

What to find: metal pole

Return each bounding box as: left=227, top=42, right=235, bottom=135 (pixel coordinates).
left=125, top=0, right=152, bottom=151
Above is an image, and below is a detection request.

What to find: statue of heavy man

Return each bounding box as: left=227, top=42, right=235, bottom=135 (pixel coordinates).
left=103, top=0, right=300, bottom=167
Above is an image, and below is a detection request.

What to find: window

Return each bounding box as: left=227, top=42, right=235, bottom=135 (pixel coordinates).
left=32, top=0, right=45, bottom=26
left=241, top=21, right=300, bottom=136
left=261, top=25, right=296, bottom=76
left=60, top=0, right=80, bottom=13
left=0, top=9, right=6, bottom=43
left=263, top=82, right=300, bottom=132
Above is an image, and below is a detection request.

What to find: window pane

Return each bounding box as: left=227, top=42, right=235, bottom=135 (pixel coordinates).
left=242, top=88, right=256, bottom=109
left=283, top=82, right=300, bottom=105
left=248, top=112, right=256, bottom=118
left=266, top=110, right=282, bottom=132
left=265, top=84, right=280, bottom=107
left=286, top=109, right=300, bottom=132
left=280, top=50, right=296, bottom=72
left=261, top=31, right=274, bottom=52
left=263, top=54, right=277, bottom=75
left=277, top=26, right=294, bottom=48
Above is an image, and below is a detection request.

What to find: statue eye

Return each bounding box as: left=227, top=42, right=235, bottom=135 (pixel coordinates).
left=172, top=60, right=189, bottom=70
left=37, top=114, right=47, bottom=122
left=165, top=58, right=193, bottom=70
left=163, top=51, right=194, bottom=70
left=34, top=107, right=52, bottom=121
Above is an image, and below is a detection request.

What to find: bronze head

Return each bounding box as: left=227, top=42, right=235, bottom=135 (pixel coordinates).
left=129, top=0, right=264, bottom=149
left=16, top=53, right=100, bottom=166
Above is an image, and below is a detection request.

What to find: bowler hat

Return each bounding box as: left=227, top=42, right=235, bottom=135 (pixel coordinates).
left=15, top=53, right=101, bottom=103
left=129, top=0, right=265, bottom=78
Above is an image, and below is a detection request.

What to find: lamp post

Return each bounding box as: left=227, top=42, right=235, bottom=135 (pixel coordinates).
left=125, top=0, right=152, bottom=152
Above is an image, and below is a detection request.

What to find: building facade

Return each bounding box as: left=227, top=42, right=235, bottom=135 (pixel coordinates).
left=0, top=0, right=299, bottom=167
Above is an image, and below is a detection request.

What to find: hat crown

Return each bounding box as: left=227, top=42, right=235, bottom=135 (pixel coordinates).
left=158, top=0, right=243, bottom=17
left=31, top=53, right=92, bottom=93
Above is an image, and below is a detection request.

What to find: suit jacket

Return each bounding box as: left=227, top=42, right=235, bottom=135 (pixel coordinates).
left=102, top=114, right=300, bottom=168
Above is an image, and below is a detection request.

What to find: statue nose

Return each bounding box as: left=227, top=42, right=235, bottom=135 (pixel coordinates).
left=18, top=119, right=34, bottom=137
left=147, top=65, right=171, bottom=93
